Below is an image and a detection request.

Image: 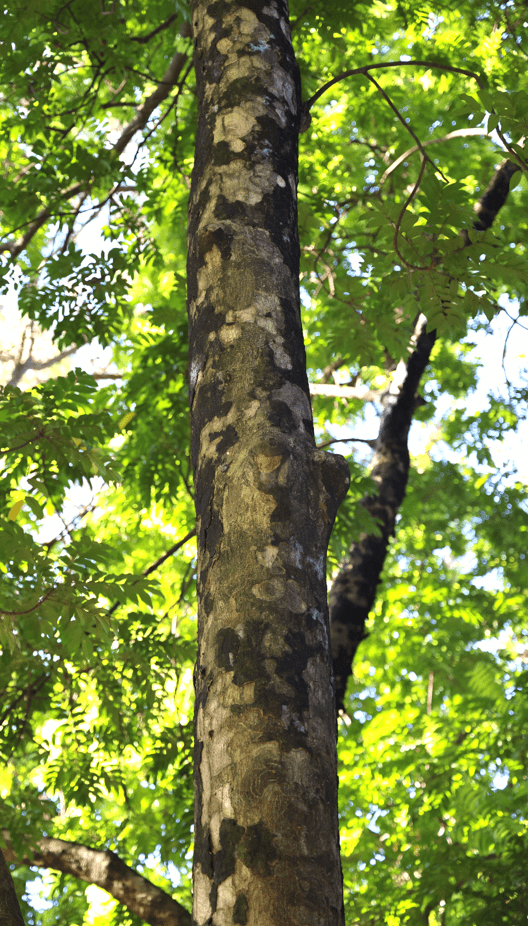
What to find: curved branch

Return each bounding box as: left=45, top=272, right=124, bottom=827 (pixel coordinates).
left=303, top=59, right=483, bottom=114
left=379, top=127, right=489, bottom=186
left=1, top=833, right=192, bottom=926
left=365, top=74, right=441, bottom=180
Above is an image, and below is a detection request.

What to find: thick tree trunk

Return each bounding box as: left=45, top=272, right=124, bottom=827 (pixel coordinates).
left=187, top=2, right=349, bottom=924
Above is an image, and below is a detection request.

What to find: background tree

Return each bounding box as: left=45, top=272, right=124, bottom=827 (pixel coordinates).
left=1, top=0, right=528, bottom=924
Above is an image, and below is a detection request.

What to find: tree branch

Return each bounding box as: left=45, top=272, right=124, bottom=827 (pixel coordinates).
left=309, top=383, right=385, bottom=402
left=303, top=59, right=483, bottom=114
left=329, top=315, right=435, bottom=712
left=380, top=127, right=489, bottom=185
left=112, top=51, right=187, bottom=156
left=329, top=147, right=521, bottom=712
left=107, top=529, right=196, bottom=616
left=2, top=50, right=188, bottom=259
left=130, top=13, right=179, bottom=44
left=1, top=834, right=192, bottom=926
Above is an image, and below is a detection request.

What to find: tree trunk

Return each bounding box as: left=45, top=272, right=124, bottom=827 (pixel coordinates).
left=330, top=316, right=436, bottom=711
left=187, top=2, right=349, bottom=924
left=328, top=154, right=521, bottom=712
left=0, top=848, right=25, bottom=926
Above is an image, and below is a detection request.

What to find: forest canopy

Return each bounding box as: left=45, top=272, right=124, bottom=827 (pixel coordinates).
left=1, top=0, right=528, bottom=924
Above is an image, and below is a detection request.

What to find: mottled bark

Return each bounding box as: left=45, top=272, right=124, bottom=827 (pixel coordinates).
left=1, top=834, right=191, bottom=926
left=329, top=154, right=520, bottom=713
left=330, top=317, right=435, bottom=712
left=187, top=2, right=349, bottom=925
left=0, top=848, right=25, bottom=926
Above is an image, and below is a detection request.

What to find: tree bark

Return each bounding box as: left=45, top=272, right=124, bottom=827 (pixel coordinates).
left=1, top=834, right=191, bottom=926
left=0, top=848, right=25, bottom=926
left=187, top=2, right=349, bottom=924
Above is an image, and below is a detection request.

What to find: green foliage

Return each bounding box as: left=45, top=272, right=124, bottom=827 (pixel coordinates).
left=0, top=0, right=527, bottom=922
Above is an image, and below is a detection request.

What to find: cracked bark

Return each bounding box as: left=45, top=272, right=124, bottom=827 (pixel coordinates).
left=1, top=834, right=191, bottom=926
left=329, top=155, right=521, bottom=713
left=187, top=2, right=349, bottom=924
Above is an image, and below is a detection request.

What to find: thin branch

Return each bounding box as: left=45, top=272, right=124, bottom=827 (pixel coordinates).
left=1, top=50, right=188, bottom=259
left=309, top=383, right=385, bottom=401
left=379, top=127, right=489, bottom=185
left=112, top=51, right=188, bottom=155
left=392, top=154, right=431, bottom=271
left=303, top=59, right=483, bottom=113
left=8, top=343, right=80, bottom=388
left=0, top=585, right=57, bottom=618
left=366, top=73, right=446, bottom=181
left=316, top=436, right=377, bottom=449
left=107, top=529, right=196, bottom=616
left=130, top=12, right=179, bottom=43
left=142, top=529, right=197, bottom=578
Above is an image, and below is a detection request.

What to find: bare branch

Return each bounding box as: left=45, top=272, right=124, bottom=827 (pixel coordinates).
left=1, top=833, right=192, bottom=926
left=366, top=74, right=442, bottom=180
left=309, top=383, right=385, bottom=402
left=7, top=344, right=80, bottom=388
left=330, top=316, right=436, bottom=712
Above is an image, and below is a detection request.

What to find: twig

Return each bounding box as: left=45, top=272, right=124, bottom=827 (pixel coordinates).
left=106, top=529, right=196, bottom=616
left=379, top=127, right=489, bottom=185
left=1, top=50, right=188, bottom=258
left=130, top=13, right=179, bottom=44
left=366, top=73, right=442, bottom=178
left=316, top=436, right=378, bottom=449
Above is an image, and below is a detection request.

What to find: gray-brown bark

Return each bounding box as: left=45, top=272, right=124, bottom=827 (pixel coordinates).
left=329, top=155, right=520, bottom=712
left=0, top=848, right=25, bottom=926
left=1, top=834, right=191, bottom=926
left=187, top=2, right=349, bottom=924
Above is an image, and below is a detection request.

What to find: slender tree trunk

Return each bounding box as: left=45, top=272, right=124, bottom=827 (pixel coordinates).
left=330, top=316, right=436, bottom=711
left=187, top=2, right=349, bottom=924
left=329, top=156, right=521, bottom=712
